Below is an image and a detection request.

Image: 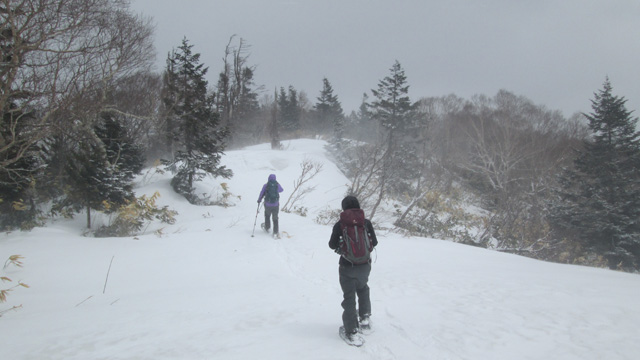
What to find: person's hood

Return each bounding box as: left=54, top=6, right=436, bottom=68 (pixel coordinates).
left=268, top=174, right=276, bottom=181
left=341, top=195, right=360, bottom=210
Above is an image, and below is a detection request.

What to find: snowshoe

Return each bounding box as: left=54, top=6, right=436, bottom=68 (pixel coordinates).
left=273, top=232, right=281, bottom=239
left=260, top=223, right=269, bottom=233
left=339, top=326, right=364, bottom=347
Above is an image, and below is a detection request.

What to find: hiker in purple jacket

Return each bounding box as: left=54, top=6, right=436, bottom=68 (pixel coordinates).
left=257, top=174, right=284, bottom=237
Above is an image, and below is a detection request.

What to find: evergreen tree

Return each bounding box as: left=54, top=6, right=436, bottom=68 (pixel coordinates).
left=162, top=38, right=232, bottom=202
left=277, top=86, right=288, bottom=129
left=550, top=78, right=640, bottom=270
left=230, top=66, right=261, bottom=146
left=63, top=139, right=133, bottom=229
left=94, top=113, right=145, bottom=184
left=161, top=52, right=181, bottom=155
left=2, top=0, right=155, bottom=229
left=370, top=60, right=415, bottom=139
left=0, top=25, right=43, bottom=229
left=55, top=112, right=144, bottom=229
left=367, top=61, right=417, bottom=217
left=370, top=61, right=418, bottom=180
left=270, top=89, right=281, bottom=149
left=278, top=86, right=301, bottom=133
left=348, top=93, right=377, bottom=141
left=0, top=105, right=42, bottom=230
left=234, top=67, right=260, bottom=128
left=313, top=78, right=344, bottom=138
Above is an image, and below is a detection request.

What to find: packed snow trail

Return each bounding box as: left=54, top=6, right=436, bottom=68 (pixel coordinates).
left=1, top=140, right=639, bottom=360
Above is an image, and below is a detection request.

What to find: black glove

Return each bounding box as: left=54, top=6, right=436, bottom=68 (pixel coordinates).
left=257, top=199, right=261, bottom=203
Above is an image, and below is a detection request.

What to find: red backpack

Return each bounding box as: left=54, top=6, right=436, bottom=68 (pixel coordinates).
left=339, top=208, right=373, bottom=264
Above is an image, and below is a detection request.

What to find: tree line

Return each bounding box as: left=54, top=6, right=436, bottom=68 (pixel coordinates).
left=2, top=1, right=639, bottom=271
left=337, top=64, right=640, bottom=272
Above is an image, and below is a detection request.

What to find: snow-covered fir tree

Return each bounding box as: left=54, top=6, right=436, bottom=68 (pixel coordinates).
left=232, top=66, right=261, bottom=143
left=367, top=60, right=418, bottom=217
left=269, top=88, right=281, bottom=149
left=57, top=111, right=144, bottom=229
left=0, top=105, right=42, bottom=230
left=313, top=78, right=344, bottom=139
left=94, top=113, right=145, bottom=184
left=370, top=60, right=415, bottom=136
left=346, top=93, right=377, bottom=141
left=162, top=38, right=233, bottom=203
left=278, top=86, right=301, bottom=133
left=63, top=137, right=134, bottom=229
left=550, top=78, right=640, bottom=270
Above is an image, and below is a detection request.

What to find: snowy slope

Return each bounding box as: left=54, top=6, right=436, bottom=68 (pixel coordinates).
left=1, top=139, right=639, bottom=360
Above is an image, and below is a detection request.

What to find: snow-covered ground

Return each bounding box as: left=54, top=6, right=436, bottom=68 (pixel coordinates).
left=1, top=139, right=639, bottom=360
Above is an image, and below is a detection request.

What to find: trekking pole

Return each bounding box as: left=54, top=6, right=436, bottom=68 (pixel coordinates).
left=251, top=202, right=261, bottom=237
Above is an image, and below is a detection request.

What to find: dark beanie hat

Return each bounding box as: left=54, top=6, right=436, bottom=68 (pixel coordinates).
left=341, top=195, right=360, bottom=210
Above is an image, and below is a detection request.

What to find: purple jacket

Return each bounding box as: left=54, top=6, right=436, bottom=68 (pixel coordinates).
left=258, top=174, right=284, bottom=207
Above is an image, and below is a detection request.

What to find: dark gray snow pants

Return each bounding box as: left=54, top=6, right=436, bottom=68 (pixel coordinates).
left=339, top=263, right=372, bottom=334
left=264, top=205, right=279, bottom=234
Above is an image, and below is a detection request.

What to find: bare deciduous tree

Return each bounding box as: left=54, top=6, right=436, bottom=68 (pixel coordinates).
left=440, top=91, right=586, bottom=250
left=216, top=35, right=262, bottom=147
left=342, top=143, right=384, bottom=209
left=1, top=0, right=154, bottom=179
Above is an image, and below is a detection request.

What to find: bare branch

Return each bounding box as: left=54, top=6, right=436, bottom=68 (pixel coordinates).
left=281, top=158, right=323, bottom=212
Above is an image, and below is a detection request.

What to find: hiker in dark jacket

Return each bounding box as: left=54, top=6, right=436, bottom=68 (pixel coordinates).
left=329, top=195, right=378, bottom=339
left=257, top=174, right=284, bottom=237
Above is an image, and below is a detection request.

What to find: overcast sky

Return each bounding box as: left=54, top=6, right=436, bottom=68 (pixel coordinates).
left=130, top=0, right=640, bottom=118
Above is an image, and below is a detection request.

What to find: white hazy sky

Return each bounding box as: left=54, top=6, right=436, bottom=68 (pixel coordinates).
left=130, top=0, right=640, bottom=118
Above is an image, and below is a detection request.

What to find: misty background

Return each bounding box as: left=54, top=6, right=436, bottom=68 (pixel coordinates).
left=131, top=0, right=640, bottom=117
left=3, top=0, right=640, bottom=274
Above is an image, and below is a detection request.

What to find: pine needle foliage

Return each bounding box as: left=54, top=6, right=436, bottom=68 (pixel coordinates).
left=161, top=38, right=233, bottom=203
left=549, top=78, right=640, bottom=270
